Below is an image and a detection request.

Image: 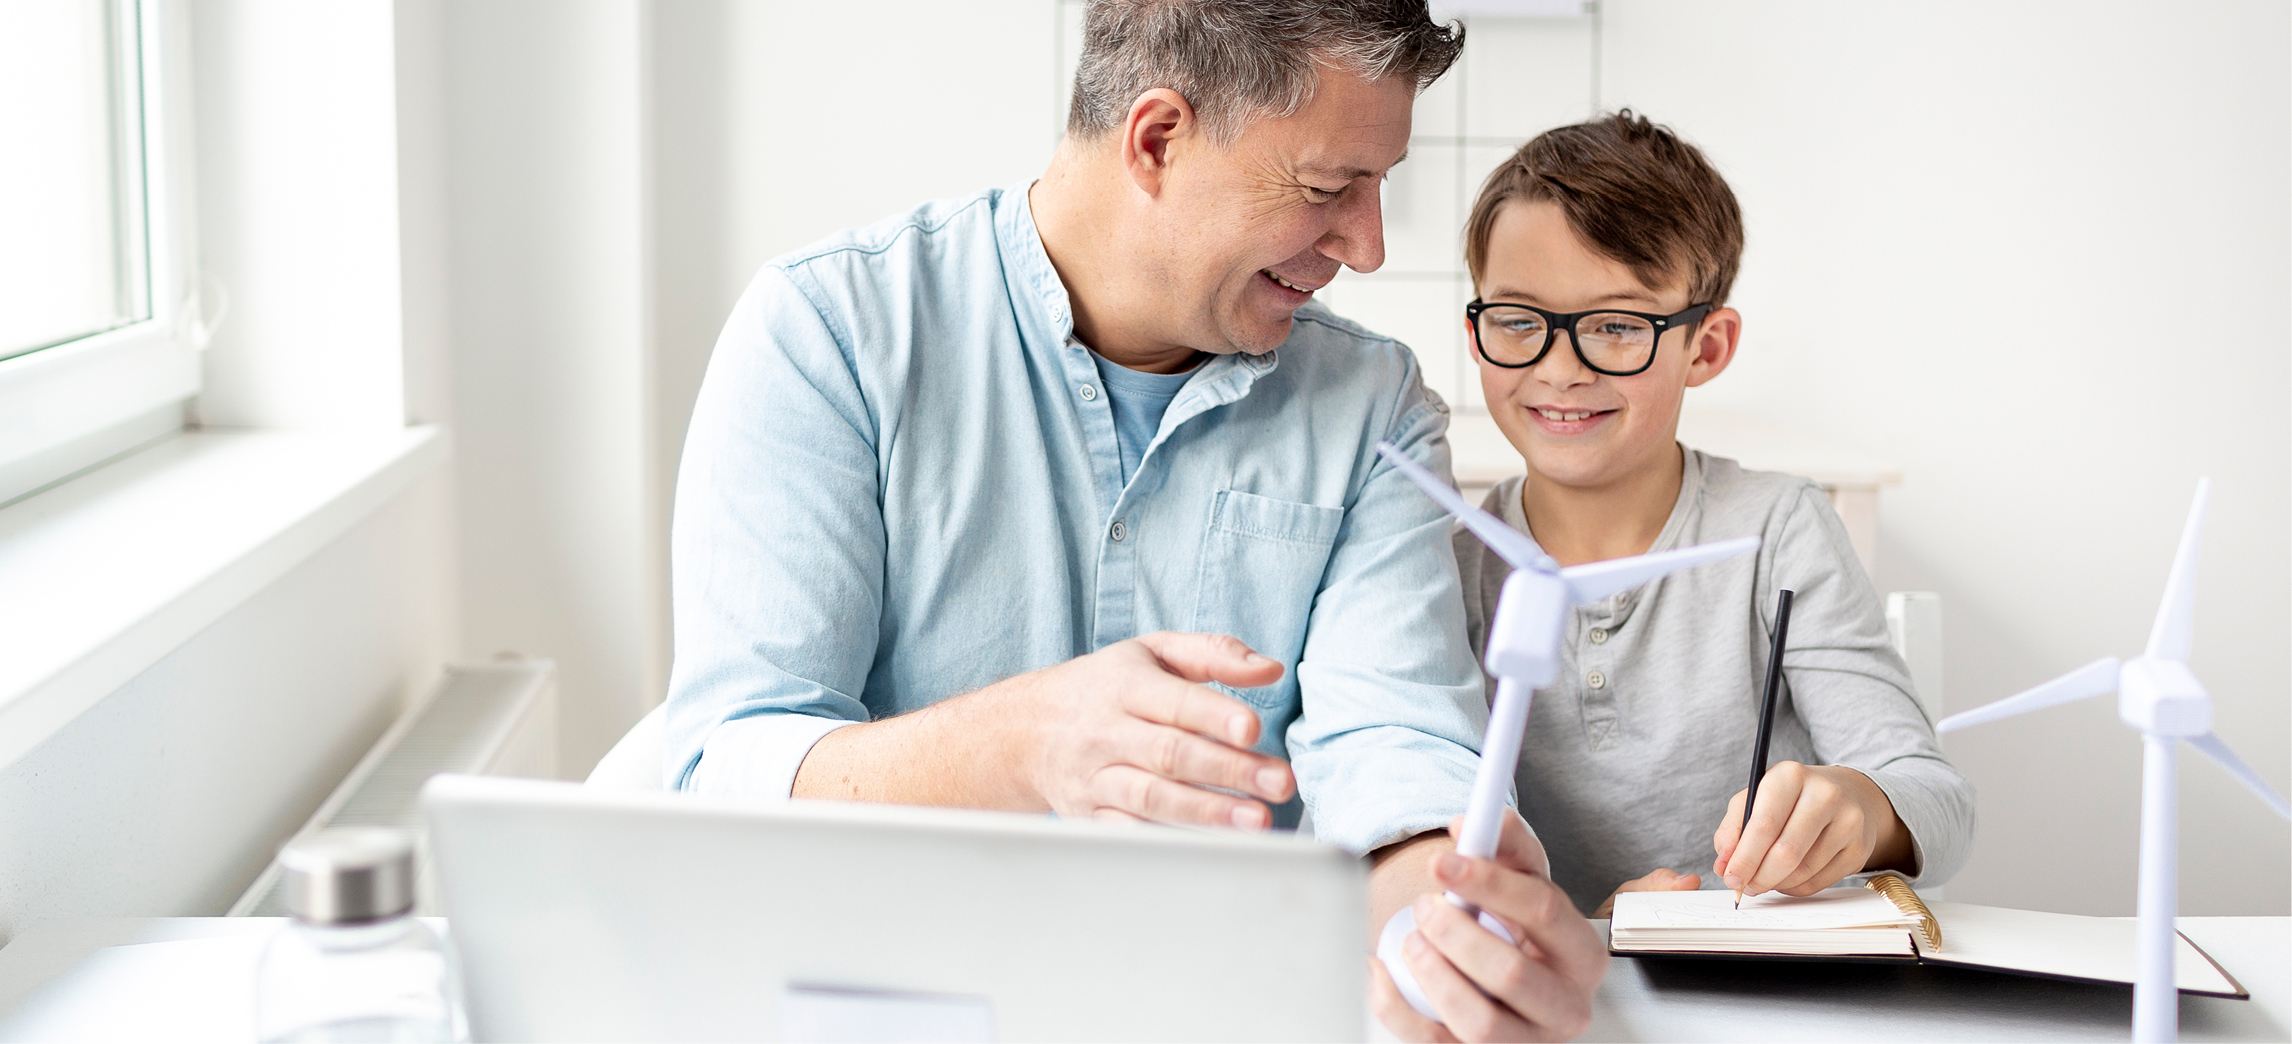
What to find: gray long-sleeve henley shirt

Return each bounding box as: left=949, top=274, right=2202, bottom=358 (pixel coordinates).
left=1457, top=447, right=1975, bottom=914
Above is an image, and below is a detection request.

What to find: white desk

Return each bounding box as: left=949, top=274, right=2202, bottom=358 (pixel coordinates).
left=0, top=916, right=2283, bottom=1042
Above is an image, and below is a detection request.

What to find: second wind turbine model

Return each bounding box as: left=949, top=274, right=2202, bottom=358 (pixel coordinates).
left=1937, top=478, right=2289, bottom=1043
left=1370, top=443, right=1760, bottom=1021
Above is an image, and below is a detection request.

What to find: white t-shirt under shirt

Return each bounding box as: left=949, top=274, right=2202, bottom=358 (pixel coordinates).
left=1454, top=446, right=1976, bottom=914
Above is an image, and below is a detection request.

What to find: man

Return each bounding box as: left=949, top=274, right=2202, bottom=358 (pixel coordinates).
left=665, top=2, right=1602, bottom=1039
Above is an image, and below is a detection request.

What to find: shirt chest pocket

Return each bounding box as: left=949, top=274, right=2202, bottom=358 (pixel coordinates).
left=1189, top=490, right=1345, bottom=708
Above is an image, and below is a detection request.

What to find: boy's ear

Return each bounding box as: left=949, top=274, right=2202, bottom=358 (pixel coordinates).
left=1683, top=307, right=1743, bottom=388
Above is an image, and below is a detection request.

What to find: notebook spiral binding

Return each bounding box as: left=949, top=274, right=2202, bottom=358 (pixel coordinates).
left=1866, top=873, right=1941, bottom=951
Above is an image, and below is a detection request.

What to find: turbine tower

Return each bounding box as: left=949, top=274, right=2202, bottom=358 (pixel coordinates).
left=1938, top=478, right=2290, bottom=1043
left=1371, top=443, right=1759, bottom=1020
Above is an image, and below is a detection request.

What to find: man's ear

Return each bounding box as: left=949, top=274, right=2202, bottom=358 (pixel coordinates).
left=1121, top=88, right=1196, bottom=199
left=1683, top=307, right=1742, bottom=388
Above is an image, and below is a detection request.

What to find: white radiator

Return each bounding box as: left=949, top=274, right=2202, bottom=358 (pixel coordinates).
left=228, top=658, right=558, bottom=917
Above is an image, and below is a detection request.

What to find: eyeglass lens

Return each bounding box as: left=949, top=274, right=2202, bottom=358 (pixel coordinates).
left=1475, top=306, right=1658, bottom=371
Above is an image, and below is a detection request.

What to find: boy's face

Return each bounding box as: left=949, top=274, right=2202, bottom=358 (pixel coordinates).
left=1472, top=200, right=1741, bottom=492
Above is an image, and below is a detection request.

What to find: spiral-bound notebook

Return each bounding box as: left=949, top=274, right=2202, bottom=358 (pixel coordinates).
left=1609, top=874, right=2246, bottom=998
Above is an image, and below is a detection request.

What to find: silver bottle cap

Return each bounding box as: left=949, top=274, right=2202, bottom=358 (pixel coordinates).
left=280, top=827, right=415, bottom=925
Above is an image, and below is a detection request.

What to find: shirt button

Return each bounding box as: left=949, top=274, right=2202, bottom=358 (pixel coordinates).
left=1586, top=670, right=1606, bottom=689
left=1109, top=520, right=1127, bottom=542
left=1590, top=627, right=1609, bottom=644
left=1079, top=384, right=1098, bottom=401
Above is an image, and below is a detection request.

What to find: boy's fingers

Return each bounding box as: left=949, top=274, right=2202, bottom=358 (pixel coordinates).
left=1721, top=772, right=1805, bottom=891
left=1766, top=822, right=1845, bottom=895
left=1742, top=795, right=1833, bottom=897
left=1778, top=832, right=1864, bottom=896
left=1712, top=788, right=1750, bottom=875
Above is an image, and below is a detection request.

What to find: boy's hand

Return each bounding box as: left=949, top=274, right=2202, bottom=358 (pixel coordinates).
left=1593, top=868, right=1701, bottom=918
left=1711, top=762, right=1913, bottom=899
left=1369, top=812, right=1607, bottom=1043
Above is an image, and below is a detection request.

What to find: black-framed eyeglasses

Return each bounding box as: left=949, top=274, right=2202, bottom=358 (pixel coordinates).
left=1465, top=299, right=1715, bottom=376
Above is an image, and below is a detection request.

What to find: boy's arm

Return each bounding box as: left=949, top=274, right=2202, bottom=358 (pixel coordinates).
left=1718, top=484, right=1975, bottom=896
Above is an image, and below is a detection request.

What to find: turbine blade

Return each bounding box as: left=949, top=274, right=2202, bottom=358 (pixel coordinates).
left=2145, top=478, right=2210, bottom=662
left=2187, top=732, right=2292, bottom=820
left=1375, top=442, right=1543, bottom=569
left=1560, top=536, right=1760, bottom=605
left=1936, top=657, right=2120, bottom=733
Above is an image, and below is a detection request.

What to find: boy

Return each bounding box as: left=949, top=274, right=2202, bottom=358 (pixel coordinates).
left=1452, top=112, right=1974, bottom=916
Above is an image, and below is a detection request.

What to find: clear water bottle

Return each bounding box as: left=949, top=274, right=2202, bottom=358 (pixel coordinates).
left=253, top=827, right=465, bottom=1043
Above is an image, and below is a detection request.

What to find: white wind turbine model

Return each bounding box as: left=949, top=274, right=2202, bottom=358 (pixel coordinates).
left=1371, top=443, right=1759, bottom=1020
left=1937, top=478, right=2290, bottom=1044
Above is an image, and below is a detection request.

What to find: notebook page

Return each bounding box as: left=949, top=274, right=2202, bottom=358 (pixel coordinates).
left=1914, top=902, right=2242, bottom=997
left=1612, top=887, right=1920, bottom=932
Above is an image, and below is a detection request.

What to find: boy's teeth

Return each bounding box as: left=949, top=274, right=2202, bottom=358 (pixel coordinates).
left=1537, top=408, right=1597, bottom=421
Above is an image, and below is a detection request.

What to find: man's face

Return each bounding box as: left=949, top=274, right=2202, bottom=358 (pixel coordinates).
left=1152, top=68, right=1413, bottom=355
left=1474, top=199, right=1727, bottom=491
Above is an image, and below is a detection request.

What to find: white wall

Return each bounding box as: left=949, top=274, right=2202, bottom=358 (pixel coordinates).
left=1590, top=0, right=2289, bottom=915
left=649, top=0, right=1059, bottom=521
left=434, top=0, right=661, bottom=773
left=0, top=470, right=454, bottom=940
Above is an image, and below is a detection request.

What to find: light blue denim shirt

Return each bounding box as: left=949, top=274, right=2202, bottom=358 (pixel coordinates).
left=665, top=182, right=1487, bottom=853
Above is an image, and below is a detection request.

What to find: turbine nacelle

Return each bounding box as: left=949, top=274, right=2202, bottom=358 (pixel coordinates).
left=1488, top=569, right=1569, bottom=687
left=2118, top=658, right=2210, bottom=737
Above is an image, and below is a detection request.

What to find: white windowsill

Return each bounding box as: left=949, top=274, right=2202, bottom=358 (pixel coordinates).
left=0, top=425, right=446, bottom=773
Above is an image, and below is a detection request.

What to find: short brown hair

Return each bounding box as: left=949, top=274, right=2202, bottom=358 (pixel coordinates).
left=1068, top=0, right=1464, bottom=146
left=1464, top=110, right=1744, bottom=307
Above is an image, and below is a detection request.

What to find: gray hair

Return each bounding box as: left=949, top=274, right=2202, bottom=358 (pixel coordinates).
left=1067, top=0, right=1464, bottom=146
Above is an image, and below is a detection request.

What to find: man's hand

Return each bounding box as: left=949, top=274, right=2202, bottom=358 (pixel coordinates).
left=1021, top=632, right=1292, bottom=827
left=1369, top=813, right=1607, bottom=1043
left=1592, top=868, right=1700, bottom=918
left=1711, top=761, right=1912, bottom=900
left=793, top=631, right=1293, bottom=829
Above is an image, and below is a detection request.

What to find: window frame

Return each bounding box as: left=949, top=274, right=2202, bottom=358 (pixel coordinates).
left=0, top=0, right=201, bottom=507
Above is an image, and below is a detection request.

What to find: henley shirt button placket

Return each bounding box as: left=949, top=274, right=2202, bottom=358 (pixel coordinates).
left=1109, top=520, right=1127, bottom=542
left=1589, top=627, right=1609, bottom=644
left=1586, top=669, right=1606, bottom=689
left=1079, top=383, right=1098, bottom=401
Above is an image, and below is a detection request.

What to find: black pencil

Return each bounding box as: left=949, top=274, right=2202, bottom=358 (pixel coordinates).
left=1735, top=587, right=1795, bottom=909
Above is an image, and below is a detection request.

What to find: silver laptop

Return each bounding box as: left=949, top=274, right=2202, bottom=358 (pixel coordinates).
left=422, top=775, right=1367, bottom=1042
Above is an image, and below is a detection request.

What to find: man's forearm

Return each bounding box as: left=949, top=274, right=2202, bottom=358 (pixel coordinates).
left=791, top=685, right=1042, bottom=809
left=1368, top=829, right=1453, bottom=942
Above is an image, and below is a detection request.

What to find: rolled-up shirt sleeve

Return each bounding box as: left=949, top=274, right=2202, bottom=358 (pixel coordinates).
left=1771, top=486, right=1977, bottom=887
left=664, top=266, right=882, bottom=793
left=1287, top=367, right=1489, bottom=855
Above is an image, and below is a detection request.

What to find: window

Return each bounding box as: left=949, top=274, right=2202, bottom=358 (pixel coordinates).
left=0, top=0, right=201, bottom=505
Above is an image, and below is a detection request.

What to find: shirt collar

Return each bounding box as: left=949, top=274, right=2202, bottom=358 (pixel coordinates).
left=996, top=179, right=1078, bottom=343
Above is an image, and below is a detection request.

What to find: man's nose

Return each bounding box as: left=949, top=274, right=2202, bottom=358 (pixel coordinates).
left=1320, top=182, right=1386, bottom=274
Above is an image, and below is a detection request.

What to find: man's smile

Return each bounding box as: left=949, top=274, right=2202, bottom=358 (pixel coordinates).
left=1260, top=269, right=1324, bottom=298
